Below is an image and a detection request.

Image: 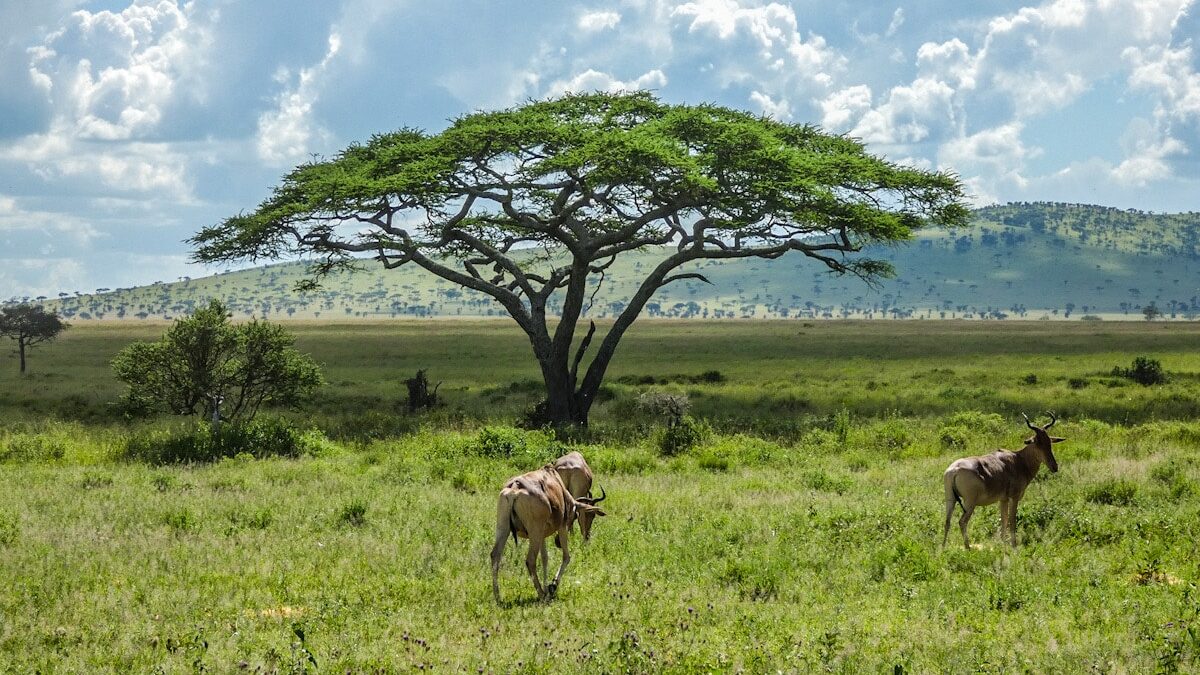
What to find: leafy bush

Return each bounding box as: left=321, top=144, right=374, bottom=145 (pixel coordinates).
left=338, top=500, right=368, bottom=527
left=942, top=411, right=1007, bottom=436
left=0, top=434, right=66, bottom=463
left=657, top=415, right=709, bottom=456
left=937, top=425, right=970, bottom=449
left=1021, top=373, right=1038, bottom=385
left=465, top=426, right=528, bottom=458
left=123, top=419, right=328, bottom=465
left=1067, top=377, right=1089, bottom=389
left=113, top=300, right=323, bottom=422
left=1112, top=356, right=1167, bottom=386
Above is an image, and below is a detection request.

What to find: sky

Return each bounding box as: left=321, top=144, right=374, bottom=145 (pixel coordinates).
left=1, top=0, right=1199, bottom=299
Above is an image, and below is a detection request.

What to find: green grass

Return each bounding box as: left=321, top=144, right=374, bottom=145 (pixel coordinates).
left=1, top=320, right=1200, bottom=670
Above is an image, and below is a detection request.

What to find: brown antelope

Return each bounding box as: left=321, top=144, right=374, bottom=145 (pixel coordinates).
left=553, top=451, right=606, bottom=541
left=491, top=464, right=607, bottom=603
left=942, top=412, right=1065, bottom=549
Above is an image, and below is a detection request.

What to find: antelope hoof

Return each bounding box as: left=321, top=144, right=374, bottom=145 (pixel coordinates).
left=547, top=582, right=558, bottom=599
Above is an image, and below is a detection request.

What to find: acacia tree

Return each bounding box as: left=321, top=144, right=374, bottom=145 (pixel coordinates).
left=0, top=304, right=68, bottom=374
left=192, top=92, right=968, bottom=426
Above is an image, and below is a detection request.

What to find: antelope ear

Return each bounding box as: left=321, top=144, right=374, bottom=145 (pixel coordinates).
left=582, top=506, right=607, bottom=517
left=1050, top=436, right=1066, bottom=443
left=1024, top=436, right=1035, bottom=445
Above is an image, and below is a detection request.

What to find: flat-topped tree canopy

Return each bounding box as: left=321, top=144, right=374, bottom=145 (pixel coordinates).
left=192, top=91, right=969, bottom=425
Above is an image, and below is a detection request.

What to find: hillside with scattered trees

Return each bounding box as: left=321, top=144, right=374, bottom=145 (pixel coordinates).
left=17, top=203, right=1200, bottom=321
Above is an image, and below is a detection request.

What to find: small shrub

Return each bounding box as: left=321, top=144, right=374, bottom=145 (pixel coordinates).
left=151, top=474, right=178, bottom=492
left=801, top=470, right=852, bottom=494
left=696, top=450, right=731, bottom=472
left=1112, top=356, right=1167, bottom=385
left=338, top=500, right=368, bottom=527
left=1067, top=377, right=1089, bottom=390
left=1021, top=373, right=1038, bottom=385
left=162, top=508, right=197, bottom=532
left=0, top=511, right=18, bottom=546
left=1085, top=479, right=1139, bottom=506
left=941, top=411, right=1007, bottom=436
left=466, top=426, right=527, bottom=458
left=938, top=425, right=970, bottom=449
left=695, top=370, right=725, bottom=384
left=871, top=419, right=912, bottom=454
left=656, top=415, right=709, bottom=456
left=637, top=391, right=691, bottom=424
left=0, top=434, right=66, bottom=463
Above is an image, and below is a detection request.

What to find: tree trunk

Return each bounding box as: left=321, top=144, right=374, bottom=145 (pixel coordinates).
left=18, top=338, right=26, bottom=375
left=539, top=356, right=588, bottom=427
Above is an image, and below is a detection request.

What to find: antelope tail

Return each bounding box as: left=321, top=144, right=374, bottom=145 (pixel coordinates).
left=951, top=476, right=964, bottom=512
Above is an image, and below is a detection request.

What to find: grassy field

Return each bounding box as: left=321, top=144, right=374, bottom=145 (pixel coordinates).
left=1, top=320, right=1199, bottom=671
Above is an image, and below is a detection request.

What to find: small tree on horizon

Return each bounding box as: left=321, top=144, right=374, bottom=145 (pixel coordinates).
left=0, top=304, right=68, bottom=374
left=112, top=299, right=323, bottom=422
left=191, top=91, right=968, bottom=426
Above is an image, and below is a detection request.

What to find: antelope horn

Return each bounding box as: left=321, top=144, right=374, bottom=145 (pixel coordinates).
left=1022, top=412, right=1038, bottom=431
left=1044, top=411, right=1057, bottom=429
left=591, top=485, right=606, bottom=505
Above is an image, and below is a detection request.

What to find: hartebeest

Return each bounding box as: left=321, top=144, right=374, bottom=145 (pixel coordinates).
left=942, top=412, right=1065, bottom=549
left=491, top=464, right=606, bottom=603
left=553, top=451, right=606, bottom=541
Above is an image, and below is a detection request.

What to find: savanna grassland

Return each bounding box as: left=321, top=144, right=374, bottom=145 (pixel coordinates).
left=2, top=320, right=1200, bottom=672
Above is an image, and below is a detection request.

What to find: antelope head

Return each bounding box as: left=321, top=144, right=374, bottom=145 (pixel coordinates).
left=574, top=486, right=607, bottom=541
left=1022, top=411, right=1066, bottom=472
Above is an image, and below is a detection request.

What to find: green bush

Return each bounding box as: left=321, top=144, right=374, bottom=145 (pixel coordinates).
left=123, top=419, right=328, bottom=465
left=465, top=425, right=527, bottom=458
left=657, top=416, right=710, bottom=456
left=941, top=411, right=1007, bottom=436
left=1112, top=356, right=1167, bottom=386
left=937, top=425, right=970, bottom=449
left=0, top=434, right=66, bottom=463
left=338, top=499, right=368, bottom=527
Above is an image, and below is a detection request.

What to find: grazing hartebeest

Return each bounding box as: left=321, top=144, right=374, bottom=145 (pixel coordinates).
left=491, top=464, right=606, bottom=603
left=553, top=451, right=606, bottom=541
left=942, top=412, right=1065, bottom=549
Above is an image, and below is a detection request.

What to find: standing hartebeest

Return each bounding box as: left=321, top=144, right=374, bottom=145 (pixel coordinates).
left=553, top=451, right=606, bottom=541
left=491, top=464, right=607, bottom=603
left=942, top=412, right=1065, bottom=549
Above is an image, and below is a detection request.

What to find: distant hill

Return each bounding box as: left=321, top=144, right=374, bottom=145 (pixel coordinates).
left=30, top=203, right=1200, bottom=321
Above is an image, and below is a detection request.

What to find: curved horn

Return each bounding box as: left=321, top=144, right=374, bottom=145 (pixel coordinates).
left=1044, top=411, right=1057, bottom=429
left=591, top=485, right=606, bottom=505
left=1022, top=412, right=1038, bottom=431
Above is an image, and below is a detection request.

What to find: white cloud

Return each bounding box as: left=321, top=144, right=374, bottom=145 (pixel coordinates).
left=672, top=0, right=845, bottom=87
left=28, top=0, right=203, bottom=141
left=578, top=10, right=621, bottom=33
left=850, top=78, right=959, bottom=145
left=749, top=90, right=790, bottom=119
left=546, top=68, right=668, bottom=96
left=820, top=85, right=872, bottom=131
left=886, top=8, right=905, bottom=37
left=257, top=32, right=342, bottom=165
left=4, top=0, right=206, bottom=199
